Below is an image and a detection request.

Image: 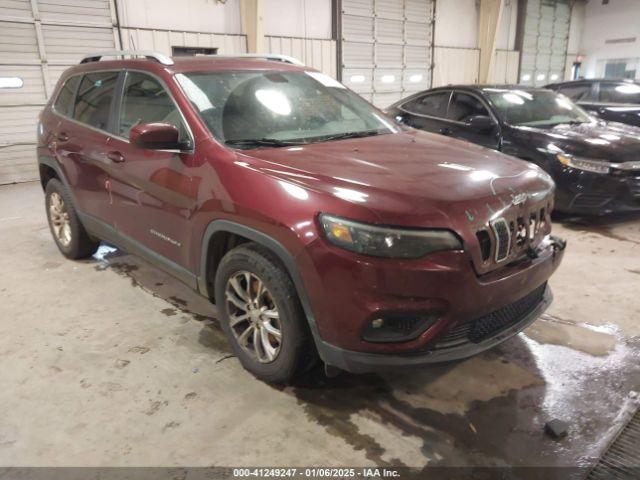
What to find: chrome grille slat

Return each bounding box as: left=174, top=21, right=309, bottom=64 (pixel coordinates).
left=490, top=217, right=511, bottom=262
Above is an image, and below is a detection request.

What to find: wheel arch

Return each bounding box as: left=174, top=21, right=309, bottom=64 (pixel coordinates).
left=198, top=220, right=324, bottom=353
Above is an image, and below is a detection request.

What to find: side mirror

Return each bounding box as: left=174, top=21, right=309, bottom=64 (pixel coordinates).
left=466, top=115, right=495, bottom=132
left=129, top=123, right=184, bottom=150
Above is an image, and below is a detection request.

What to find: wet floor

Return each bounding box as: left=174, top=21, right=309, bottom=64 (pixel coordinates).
left=0, top=182, right=639, bottom=473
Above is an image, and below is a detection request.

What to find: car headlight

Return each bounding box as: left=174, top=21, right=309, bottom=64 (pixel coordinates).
left=556, top=154, right=611, bottom=174
left=319, top=214, right=462, bottom=259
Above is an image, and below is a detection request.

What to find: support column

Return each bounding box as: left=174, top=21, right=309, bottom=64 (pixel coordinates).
left=478, top=0, right=504, bottom=84
left=240, top=0, right=265, bottom=53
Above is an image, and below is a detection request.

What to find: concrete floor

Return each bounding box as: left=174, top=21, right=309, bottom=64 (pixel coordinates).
left=0, top=182, right=639, bottom=472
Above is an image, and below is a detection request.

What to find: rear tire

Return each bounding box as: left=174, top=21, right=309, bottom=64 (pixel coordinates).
left=45, top=178, right=99, bottom=259
left=214, top=243, right=312, bottom=383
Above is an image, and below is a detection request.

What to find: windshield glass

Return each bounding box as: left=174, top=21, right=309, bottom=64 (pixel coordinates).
left=176, top=70, right=398, bottom=148
left=484, top=89, right=593, bottom=127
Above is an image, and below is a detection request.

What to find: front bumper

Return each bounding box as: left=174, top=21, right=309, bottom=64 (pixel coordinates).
left=297, top=228, right=566, bottom=371
left=553, top=166, right=640, bottom=215
left=317, top=285, right=553, bottom=373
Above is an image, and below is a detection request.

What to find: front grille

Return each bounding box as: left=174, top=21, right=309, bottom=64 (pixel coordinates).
left=628, top=175, right=640, bottom=197
left=587, top=406, right=640, bottom=479
left=432, top=283, right=547, bottom=351
left=571, top=193, right=613, bottom=209
left=480, top=204, right=550, bottom=266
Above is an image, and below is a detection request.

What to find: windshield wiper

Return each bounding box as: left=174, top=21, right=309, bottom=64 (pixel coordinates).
left=311, top=129, right=383, bottom=143
left=225, top=138, right=302, bottom=148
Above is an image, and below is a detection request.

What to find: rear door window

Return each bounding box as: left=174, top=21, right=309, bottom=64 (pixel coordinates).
left=599, top=82, right=640, bottom=104
left=118, top=71, right=189, bottom=142
left=557, top=84, right=591, bottom=101
left=448, top=92, right=490, bottom=123
left=402, top=91, right=451, bottom=118
left=73, top=71, right=119, bottom=131
left=53, top=75, right=81, bottom=117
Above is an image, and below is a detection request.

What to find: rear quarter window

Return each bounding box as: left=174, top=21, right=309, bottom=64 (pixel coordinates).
left=73, top=71, right=119, bottom=131
left=402, top=91, right=451, bottom=118
left=53, top=75, right=81, bottom=117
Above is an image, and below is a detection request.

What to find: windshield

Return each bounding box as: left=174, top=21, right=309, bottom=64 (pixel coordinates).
left=484, top=89, right=593, bottom=127
left=175, top=70, right=398, bottom=148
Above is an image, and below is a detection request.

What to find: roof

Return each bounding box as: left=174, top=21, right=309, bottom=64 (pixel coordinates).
left=427, top=84, right=551, bottom=92
left=546, top=78, right=640, bottom=86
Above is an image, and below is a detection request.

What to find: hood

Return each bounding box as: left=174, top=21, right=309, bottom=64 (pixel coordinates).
left=515, top=120, right=640, bottom=163
left=238, top=129, right=554, bottom=226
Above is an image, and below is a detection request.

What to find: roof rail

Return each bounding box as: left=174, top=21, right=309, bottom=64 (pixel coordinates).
left=80, top=50, right=174, bottom=66
left=212, top=54, right=305, bottom=66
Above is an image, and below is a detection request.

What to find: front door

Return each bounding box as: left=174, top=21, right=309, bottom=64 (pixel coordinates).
left=446, top=91, right=500, bottom=150
left=107, top=70, right=198, bottom=271
left=396, top=90, right=453, bottom=135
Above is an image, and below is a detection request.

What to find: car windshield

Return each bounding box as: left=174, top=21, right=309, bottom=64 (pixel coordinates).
left=484, top=89, right=593, bottom=127
left=175, top=70, right=398, bottom=148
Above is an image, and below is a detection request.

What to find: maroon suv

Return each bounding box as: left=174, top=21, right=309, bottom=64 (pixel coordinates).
left=38, top=51, right=566, bottom=382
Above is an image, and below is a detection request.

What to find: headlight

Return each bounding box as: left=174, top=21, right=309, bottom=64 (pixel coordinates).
left=319, top=214, right=462, bottom=259
left=556, top=154, right=611, bottom=174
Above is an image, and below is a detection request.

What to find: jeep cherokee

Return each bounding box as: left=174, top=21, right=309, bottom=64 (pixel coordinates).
left=38, top=51, right=566, bottom=383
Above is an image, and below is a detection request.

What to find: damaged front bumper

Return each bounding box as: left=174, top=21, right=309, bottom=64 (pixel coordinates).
left=315, top=235, right=567, bottom=374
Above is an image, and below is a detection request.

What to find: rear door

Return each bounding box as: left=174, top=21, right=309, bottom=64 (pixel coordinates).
left=445, top=91, right=500, bottom=150
left=52, top=70, right=120, bottom=225
left=592, top=81, right=640, bottom=126
left=107, top=70, right=197, bottom=271
left=395, top=90, right=452, bottom=134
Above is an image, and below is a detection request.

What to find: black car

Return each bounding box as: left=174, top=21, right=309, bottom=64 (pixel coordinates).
left=546, top=79, right=640, bottom=127
left=386, top=85, right=640, bottom=215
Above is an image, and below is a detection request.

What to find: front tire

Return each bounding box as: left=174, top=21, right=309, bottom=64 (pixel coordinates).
left=214, top=243, right=310, bottom=383
left=45, top=178, right=99, bottom=259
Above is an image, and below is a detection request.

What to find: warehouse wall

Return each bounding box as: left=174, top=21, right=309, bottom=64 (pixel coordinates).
left=263, top=0, right=332, bottom=39
left=116, top=0, right=246, bottom=55
left=263, top=0, right=335, bottom=77
left=577, top=0, right=640, bottom=80
left=433, top=0, right=519, bottom=86
left=117, top=0, right=336, bottom=76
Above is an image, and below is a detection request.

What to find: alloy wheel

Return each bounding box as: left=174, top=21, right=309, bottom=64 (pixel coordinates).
left=49, top=192, right=72, bottom=247
left=225, top=271, right=282, bottom=363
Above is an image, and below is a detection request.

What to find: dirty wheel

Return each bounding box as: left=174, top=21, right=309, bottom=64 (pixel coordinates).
left=214, top=243, right=311, bottom=383
left=225, top=270, right=283, bottom=363
left=45, top=178, right=99, bottom=259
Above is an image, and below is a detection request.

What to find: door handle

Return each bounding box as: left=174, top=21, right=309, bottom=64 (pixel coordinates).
left=107, top=151, right=125, bottom=163
left=56, top=132, right=69, bottom=142
left=439, top=127, right=452, bottom=135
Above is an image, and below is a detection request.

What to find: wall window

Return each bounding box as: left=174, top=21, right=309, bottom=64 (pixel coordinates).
left=172, top=46, right=218, bottom=56
left=54, top=76, right=81, bottom=117
left=119, top=72, right=188, bottom=141
left=448, top=93, right=490, bottom=123
left=402, top=91, right=451, bottom=118
left=74, top=72, right=119, bottom=131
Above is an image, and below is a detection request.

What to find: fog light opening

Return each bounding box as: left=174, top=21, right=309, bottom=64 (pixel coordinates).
left=362, top=311, right=441, bottom=343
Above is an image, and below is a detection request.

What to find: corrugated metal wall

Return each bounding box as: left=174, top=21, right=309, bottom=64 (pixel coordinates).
left=119, top=28, right=247, bottom=56
left=340, top=0, right=435, bottom=108
left=0, top=0, right=117, bottom=184
left=266, top=36, right=337, bottom=78
left=432, top=47, right=520, bottom=87
left=520, top=0, right=571, bottom=86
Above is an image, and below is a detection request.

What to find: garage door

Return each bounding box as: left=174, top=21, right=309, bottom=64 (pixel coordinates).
left=519, top=0, right=571, bottom=87
left=340, top=0, right=434, bottom=108
left=0, top=0, right=118, bottom=184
